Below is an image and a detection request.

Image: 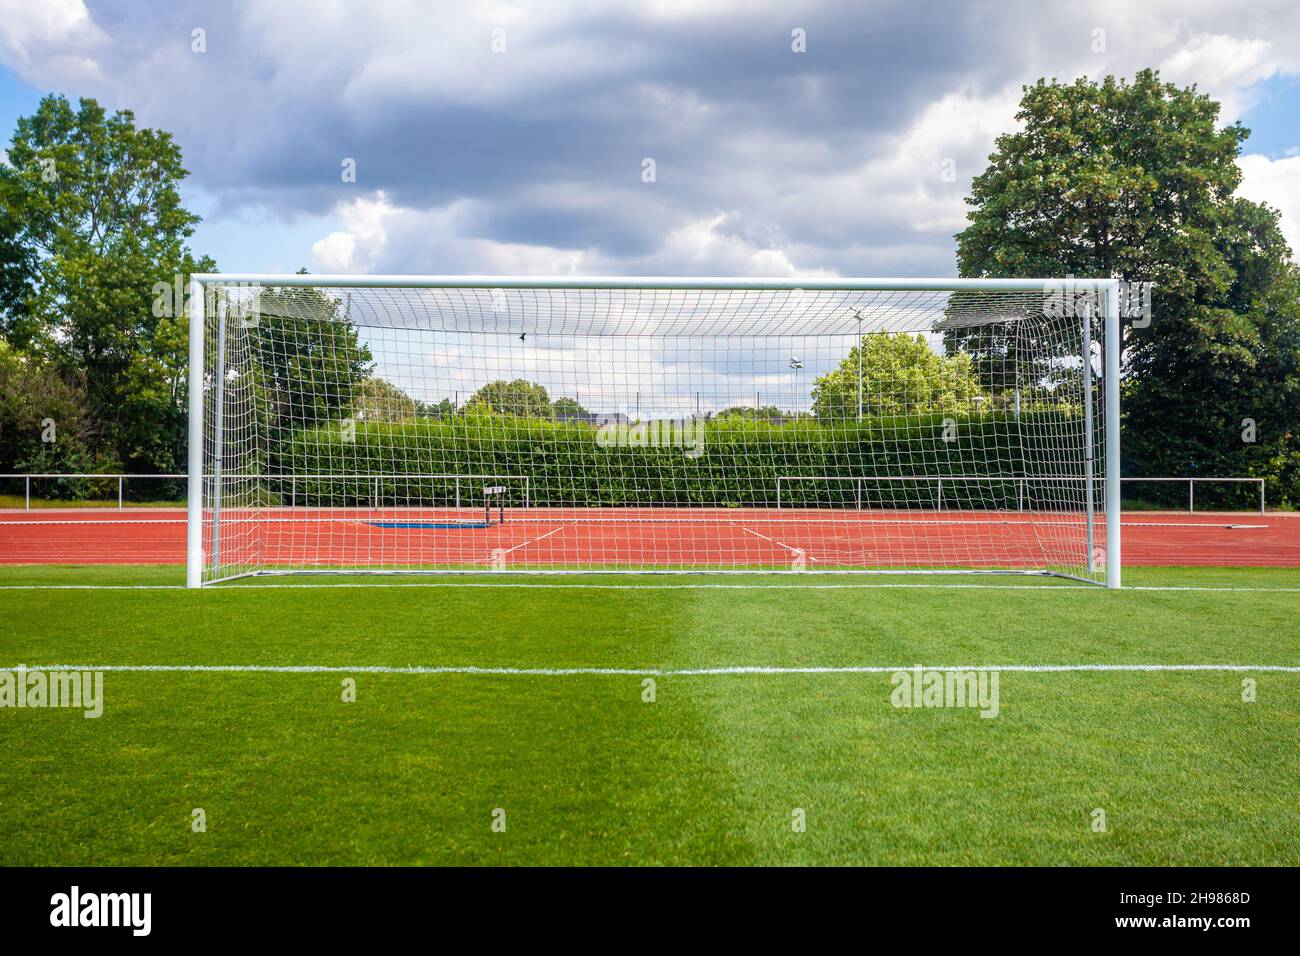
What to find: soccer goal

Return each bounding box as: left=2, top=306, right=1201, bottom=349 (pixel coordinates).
left=186, top=275, right=1120, bottom=587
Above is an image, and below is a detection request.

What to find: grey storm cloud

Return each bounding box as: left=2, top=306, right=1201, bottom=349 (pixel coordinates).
left=4, top=0, right=1298, bottom=274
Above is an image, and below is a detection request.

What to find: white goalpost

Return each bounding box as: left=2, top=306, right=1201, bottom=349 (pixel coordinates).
left=186, top=275, right=1121, bottom=587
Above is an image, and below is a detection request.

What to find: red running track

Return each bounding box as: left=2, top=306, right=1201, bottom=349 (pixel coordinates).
left=1, top=507, right=1298, bottom=569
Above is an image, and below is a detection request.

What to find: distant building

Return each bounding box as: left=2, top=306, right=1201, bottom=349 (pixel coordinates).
left=555, top=410, right=630, bottom=426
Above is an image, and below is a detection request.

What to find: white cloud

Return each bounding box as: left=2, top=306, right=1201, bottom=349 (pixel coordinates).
left=310, top=192, right=591, bottom=275
left=828, top=85, right=1023, bottom=236
left=1158, top=33, right=1284, bottom=120
left=1238, top=153, right=1300, bottom=256
left=309, top=198, right=821, bottom=277
left=648, top=213, right=811, bottom=275
left=0, top=0, right=103, bottom=80
left=312, top=193, right=396, bottom=272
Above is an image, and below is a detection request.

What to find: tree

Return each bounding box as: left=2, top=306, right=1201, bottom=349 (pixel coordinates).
left=246, top=276, right=373, bottom=465
left=0, top=336, right=96, bottom=476
left=417, top=397, right=458, bottom=418
left=812, top=332, right=984, bottom=421
left=715, top=405, right=785, bottom=421
left=956, top=70, right=1300, bottom=504
left=353, top=377, right=417, bottom=423
left=0, top=95, right=214, bottom=473
left=466, top=379, right=553, bottom=418
left=552, top=396, right=591, bottom=420
left=0, top=197, right=34, bottom=334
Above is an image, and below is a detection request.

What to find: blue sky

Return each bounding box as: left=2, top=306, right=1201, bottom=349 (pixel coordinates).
left=0, top=1, right=1297, bottom=277
left=1236, top=74, right=1300, bottom=157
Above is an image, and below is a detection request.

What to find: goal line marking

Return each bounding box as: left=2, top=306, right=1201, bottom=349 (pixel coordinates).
left=8, top=663, right=1300, bottom=675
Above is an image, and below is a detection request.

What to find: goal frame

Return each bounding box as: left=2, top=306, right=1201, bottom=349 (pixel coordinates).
left=186, top=275, right=1122, bottom=588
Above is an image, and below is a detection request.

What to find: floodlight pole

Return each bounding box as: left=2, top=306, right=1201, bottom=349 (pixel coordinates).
left=186, top=279, right=205, bottom=588
left=1103, top=281, right=1122, bottom=589
left=856, top=312, right=863, bottom=421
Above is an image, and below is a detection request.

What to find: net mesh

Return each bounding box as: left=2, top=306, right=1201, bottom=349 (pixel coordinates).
left=200, top=282, right=1107, bottom=582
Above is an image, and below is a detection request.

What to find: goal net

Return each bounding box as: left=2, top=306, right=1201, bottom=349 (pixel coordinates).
left=187, top=276, right=1118, bottom=586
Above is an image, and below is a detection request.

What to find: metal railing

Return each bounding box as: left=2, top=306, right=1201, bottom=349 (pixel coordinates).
left=775, top=475, right=1267, bottom=515
left=3, top=472, right=1267, bottom=515
left=254, top=473, right=531, bottom=510
left=1119, top=476, right=1266, bottom=515
left=0, top=473, right=187, bottom=512
left=0, top=473, right=531, bottom=511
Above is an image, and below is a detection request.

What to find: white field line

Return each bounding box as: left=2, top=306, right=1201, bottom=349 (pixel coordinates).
left=741, top=525, right=822, bottom=563
left=0, top=518, right=186, bottom=525
left=1124, top=585, right=1300, bottom=591
left=6, top=663, right=1299, bottom=675
left=740, top=525, right=804, bottom=556
left=496, top=521, right=574, bottom=557
left=2, top=583, right=1299, bottom=592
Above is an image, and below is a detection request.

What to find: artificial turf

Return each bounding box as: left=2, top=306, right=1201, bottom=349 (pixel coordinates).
left=1, top=564, right=1297, bottom=865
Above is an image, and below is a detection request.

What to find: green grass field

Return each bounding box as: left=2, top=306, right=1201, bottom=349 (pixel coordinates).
left=2, top=565, right=1298, bottom=865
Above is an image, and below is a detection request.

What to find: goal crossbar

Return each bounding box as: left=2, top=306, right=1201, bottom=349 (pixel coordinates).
left=192, top=274, right=1118, bottom=292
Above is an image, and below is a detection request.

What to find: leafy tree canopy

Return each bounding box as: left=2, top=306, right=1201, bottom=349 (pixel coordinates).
left=353, top=377, right=418, bottom=423
left=552, top=396, right=591, bottom=419
left=715, top=405, right=785, bottom=421
left=955, top=70, right=1300, bottom=502
left=0, top=94, right=213, bottom=472
left=0, top=335, right=97, bottom=474
left=467, top=379, right=554, bottom=418
left=416, top=397, right=458, bottom=418
left=812, top=333, right=985, bottom=421
left=247, top=275, right=373, bottom=460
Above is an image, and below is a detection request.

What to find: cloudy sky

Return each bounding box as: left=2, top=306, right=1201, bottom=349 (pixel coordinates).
left=0, top=0, right=1296, bottom=281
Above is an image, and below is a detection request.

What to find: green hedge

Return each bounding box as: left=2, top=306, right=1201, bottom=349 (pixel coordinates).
left=266, top=409, right=1086, bottom=510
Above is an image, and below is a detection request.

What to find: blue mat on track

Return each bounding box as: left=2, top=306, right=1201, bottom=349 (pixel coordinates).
left=365, top=520, right=491, bottom=530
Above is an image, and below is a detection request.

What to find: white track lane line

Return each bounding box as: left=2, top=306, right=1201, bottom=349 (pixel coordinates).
left=495, top=521, right=574, bottom=558
left=741, top=525, right=810, bottom=562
